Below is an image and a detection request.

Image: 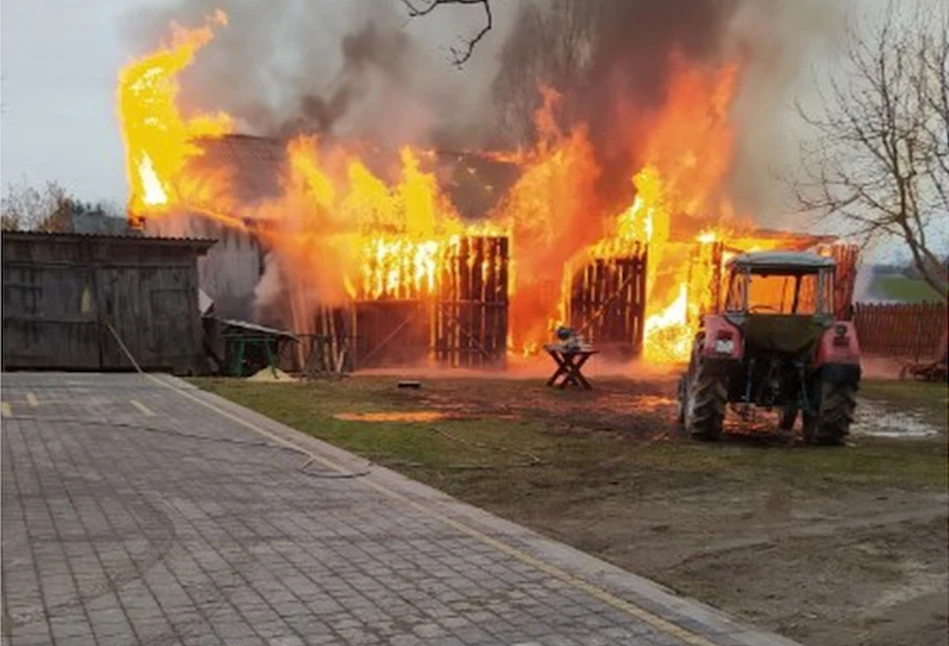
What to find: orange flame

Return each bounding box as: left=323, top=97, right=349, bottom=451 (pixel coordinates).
left=118, top=17, right=779, bottom=365
left=118, top=10, right=232, bottom=221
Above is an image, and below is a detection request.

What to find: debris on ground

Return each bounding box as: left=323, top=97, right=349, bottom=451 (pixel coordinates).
left=246, top=367, right=298, bottom=382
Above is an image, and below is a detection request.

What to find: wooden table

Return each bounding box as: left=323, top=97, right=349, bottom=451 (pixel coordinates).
left=544, top=344, right=598, bottom=389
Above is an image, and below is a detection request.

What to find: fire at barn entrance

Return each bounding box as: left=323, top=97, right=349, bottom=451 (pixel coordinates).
left=305, top=236, right=510, bottom=372
left=566, top=245, right=648, bottom=361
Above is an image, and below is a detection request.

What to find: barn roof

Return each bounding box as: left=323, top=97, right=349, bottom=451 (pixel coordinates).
left=188, top=134, right=521, bottom=219
left=185, top=134, right=842, bottom=247
left=189, top=134, right=287, bottom=205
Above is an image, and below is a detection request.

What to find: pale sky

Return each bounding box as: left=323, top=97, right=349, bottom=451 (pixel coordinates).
left=1, top=0, right=160, bottom=201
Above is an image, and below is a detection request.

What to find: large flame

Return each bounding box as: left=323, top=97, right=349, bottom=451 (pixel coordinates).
left=118, top=10, right=233, bottom=220
left=118, top=15, right=783, bottom=365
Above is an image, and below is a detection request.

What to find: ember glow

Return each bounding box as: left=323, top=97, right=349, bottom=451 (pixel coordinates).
left=117, top=14, right=787, bottom=365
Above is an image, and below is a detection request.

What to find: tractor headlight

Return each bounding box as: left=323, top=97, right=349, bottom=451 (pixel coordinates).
left=714, top=338, right=734, bottom=354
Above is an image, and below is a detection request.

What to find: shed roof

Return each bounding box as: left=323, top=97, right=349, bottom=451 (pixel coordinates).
left=1, top=230, right=216, bottom=252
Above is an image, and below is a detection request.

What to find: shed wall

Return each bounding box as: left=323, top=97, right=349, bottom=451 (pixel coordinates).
left=2, top=234, right=212, bottom=374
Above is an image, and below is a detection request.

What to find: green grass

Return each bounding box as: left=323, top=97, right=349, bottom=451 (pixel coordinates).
left=193, top=377, right=948, bottom=496
left=872, top=274, right=943, bottom=303
left=861, top=379, right=948, bottom=402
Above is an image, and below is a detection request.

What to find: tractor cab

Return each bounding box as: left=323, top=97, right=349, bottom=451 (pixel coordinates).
left=722, top=252, right=837, bottom=359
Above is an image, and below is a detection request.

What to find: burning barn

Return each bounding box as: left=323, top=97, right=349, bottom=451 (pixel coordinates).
left=117, top=13, right=859, bottom=373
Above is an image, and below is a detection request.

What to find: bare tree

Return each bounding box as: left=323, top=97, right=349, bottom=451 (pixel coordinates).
left=1, top=181, right=75, bottom=232
left=399, top=0, right=492, bottom=66
left=795, top=2, right=949, bottom=299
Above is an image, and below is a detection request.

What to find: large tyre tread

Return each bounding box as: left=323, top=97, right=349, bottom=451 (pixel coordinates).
left=689, top=367, right=727, bottom=441
left=809, top=383, right=857, bottom=445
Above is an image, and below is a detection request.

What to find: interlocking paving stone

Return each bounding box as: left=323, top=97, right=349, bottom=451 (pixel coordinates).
left=1, top=372, right=803, bottom=646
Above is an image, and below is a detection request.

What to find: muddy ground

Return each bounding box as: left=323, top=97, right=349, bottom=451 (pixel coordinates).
left=200, top=374, right=949, bottom=646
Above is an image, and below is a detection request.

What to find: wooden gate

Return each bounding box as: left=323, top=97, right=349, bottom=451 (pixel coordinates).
left=567, top=245, right=648, bottom=359
left=354, top=301, right=428, bottom=369
left=434, top=236, right=509, bottom=368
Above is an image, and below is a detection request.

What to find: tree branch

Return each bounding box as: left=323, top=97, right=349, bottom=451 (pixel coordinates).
left=400, top=0, right=492, bottom=67
left=791, top=0, right=948, bottom=298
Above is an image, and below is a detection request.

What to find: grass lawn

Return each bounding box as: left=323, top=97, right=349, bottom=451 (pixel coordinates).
left=872, top=274, right=944, bottom=302
left=193, top=376, right=948, bottom=495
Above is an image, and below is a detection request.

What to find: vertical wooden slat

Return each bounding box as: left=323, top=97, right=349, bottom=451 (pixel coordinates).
left=471, top=237, right=485, bottom=368
left=497, top=237, right=509, bottom=364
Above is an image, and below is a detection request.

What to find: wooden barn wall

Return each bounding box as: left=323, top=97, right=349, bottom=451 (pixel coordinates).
left=147, top=214, right=264, bottom=319
left=2, top=235, right=210, bottom=374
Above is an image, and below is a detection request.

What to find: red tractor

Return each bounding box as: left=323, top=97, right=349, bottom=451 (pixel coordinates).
left=676, top=251, right=861, bottom=445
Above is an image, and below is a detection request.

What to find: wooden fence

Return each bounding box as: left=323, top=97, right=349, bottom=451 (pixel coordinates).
left=853, top=302, right=947, bottom=360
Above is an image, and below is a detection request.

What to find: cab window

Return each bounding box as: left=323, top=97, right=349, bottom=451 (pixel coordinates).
left=745, top=272, right=820, bottom=314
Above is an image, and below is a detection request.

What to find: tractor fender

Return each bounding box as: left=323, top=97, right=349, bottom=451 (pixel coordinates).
left=697, top=315, right=744, bottom=359
left=814, top=321, right=861, bottom=369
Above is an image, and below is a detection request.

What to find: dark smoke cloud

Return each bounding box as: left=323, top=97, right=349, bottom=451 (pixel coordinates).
left=120, top=0, right=510, bottom=149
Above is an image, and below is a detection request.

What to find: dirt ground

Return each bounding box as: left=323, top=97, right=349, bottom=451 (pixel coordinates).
left=199, top=373, right=949, bottom=646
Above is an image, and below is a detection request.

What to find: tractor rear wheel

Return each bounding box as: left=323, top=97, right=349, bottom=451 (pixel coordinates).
left=686, top=361, right=727, bottom=441
left=803, top=381, right=857, bottom=445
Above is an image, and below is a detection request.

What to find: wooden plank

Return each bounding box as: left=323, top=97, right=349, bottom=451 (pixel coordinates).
left=483, top=238, right=496, bottom=363
left=472, top=236, right=485, bottom=368
left=497, top=237, right=509, bottom=364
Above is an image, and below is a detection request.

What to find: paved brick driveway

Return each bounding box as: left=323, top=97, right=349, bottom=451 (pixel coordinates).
left=1, top=373, right=801, bottom=646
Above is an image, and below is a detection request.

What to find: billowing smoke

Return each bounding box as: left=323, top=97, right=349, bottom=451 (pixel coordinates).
left=120, top=0, right=514, bottom=150
left=490, top=0, right=840, bottom=212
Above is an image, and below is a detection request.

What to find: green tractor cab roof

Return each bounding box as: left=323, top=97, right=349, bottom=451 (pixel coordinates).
left=729, top=251, right=836, bottom=274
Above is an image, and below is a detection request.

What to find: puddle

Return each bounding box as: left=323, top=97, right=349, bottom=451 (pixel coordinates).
left=852, top=399, right=942, bottom=438
left=334, top=411, right=447, bottom=423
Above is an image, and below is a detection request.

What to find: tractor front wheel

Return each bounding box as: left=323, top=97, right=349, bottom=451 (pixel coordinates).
left=685, top=361, right=727, bottom=441
left=803, top=381, right=857, bottom=445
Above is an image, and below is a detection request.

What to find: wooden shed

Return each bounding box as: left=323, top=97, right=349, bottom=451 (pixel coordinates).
left=2, top=231, right=215, bottom=374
